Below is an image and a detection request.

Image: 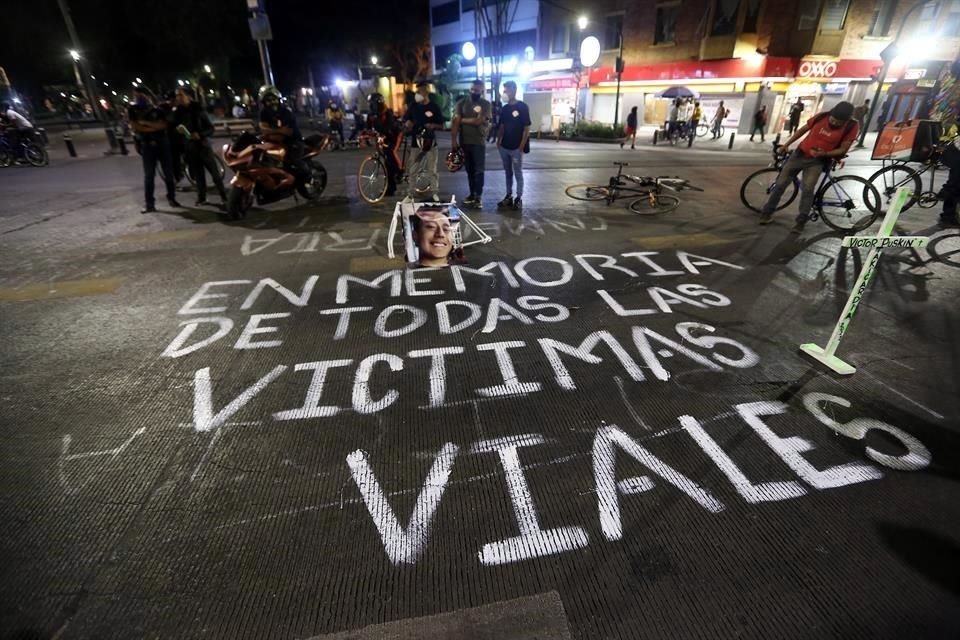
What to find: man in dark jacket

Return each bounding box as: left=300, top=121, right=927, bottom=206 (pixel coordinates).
left=128, top=87, right=180, bottom=213
left=174, top=87, right=226, bottom=206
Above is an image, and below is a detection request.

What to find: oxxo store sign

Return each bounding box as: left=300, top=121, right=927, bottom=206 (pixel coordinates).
left=799, top=59, right=838, bottom=78
left=797, top=58, right=884, bottom=80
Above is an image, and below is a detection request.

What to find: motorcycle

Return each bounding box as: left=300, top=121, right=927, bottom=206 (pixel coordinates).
left=221, top=132, right=328, bottom=220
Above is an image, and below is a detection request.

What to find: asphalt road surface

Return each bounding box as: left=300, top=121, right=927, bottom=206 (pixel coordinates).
left=1, top=135, right=959, bottom=639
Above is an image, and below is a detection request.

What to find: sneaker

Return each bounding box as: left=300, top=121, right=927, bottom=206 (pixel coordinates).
left=141, top=205, right=156, bottom=214
left=758, top=213, right=773, bottom=225
left=498, top=195, right=514, bottom=209
left=195, top=198, right=208, bottom=206
left=463, top=194, right=478, bottom=206
left=512, top=197, right=522, bottom=210
left=790, top=222, right=805, bottom=234
left=167, top=197, right=182, bottom=208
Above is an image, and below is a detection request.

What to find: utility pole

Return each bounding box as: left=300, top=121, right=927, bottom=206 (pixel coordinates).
left=247, top=0, right=275, bottom=86
left=612, top=28, right=624, bottom=129
left=57, top=0, right=119, bottom=153
left=856, top=0, right=929, bottom=149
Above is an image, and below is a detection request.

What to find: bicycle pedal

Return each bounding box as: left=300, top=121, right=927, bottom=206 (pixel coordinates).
left=916, top=193, right=939, bottom=208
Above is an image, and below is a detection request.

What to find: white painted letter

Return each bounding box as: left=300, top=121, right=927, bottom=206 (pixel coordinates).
left=273, top=360, right=352, bottom=420
left=319, top=306, right=373, bottom=340
left=436, top=300, right=483, bottom=334
left=475, top=341, right=542, bottom=397
left=472, top=435, right=589, bottom=565
left=162, top=317, right=233, bottom=358
left=234, top=313, right=290, bottom=350
left=514, top=257, right=574, bottom=287
left=347, top=443, right=459, bottom=564
left=192, top=365, right=287, bottom=432
left=538, top=331, right=645, bottom=390
left=409, top=347, right=464, bottom=407
left=375, top=305, right=428, bottom=338
left=353, top=353, right=404, bottom=414
left=179, top=280, right=251, bottom=315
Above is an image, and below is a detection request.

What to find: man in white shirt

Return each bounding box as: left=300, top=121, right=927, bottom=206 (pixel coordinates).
left=1, top=102, right=35, bottom=155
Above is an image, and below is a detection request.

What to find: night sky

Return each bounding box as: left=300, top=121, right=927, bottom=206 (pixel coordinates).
left=1, top=0, right=427, bottom=99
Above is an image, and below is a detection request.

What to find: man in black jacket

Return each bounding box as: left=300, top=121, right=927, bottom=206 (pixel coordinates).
left=174, top=87, right=226, bottom=206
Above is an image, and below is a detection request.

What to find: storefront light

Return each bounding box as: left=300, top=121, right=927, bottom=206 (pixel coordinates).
left=518, top=61, right=533, bottom=79
left=462, top=41, right=477, bottom=62
left=502, top=56, right=518, bottom=74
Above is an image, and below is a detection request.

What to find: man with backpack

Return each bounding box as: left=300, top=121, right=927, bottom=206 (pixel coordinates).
left=749, top=105, right=767, bottom=142
left=758, top=101, right=859, bottom=233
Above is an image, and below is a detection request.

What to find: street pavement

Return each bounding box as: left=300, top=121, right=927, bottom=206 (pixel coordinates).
left=1, top=132, right=959, bottom=639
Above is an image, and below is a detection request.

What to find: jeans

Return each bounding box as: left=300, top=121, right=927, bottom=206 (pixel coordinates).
left=498, top=145, right=524, bottom=197
left=187, top=144, right=226, bottom=201
left=141, top=137, right=176, bottom=207
left=750, top=124, right=765, bottom=141
left=940, top=144, right=960, bottom=221
left=761, top=151, right=826, bottom=223
left=463, top=143, right=486, bottom=196
left=406, top=145, right=438, bottom=198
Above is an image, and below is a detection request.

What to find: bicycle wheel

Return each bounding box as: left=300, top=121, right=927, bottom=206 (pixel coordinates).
left=628, top=192, right=680, bottom=215
left=696, top=123, right=709, bottom=138
left=358, top=156, right=388, bottom=203
left=565, top=184, right=610, bottom=201
left=867, top=164, right=921, bottom=212
left=740, top=167, right=798, bottom=213
left=816, top=175, right=882, bottom=232
left=24, top=143, right=48, bottom=167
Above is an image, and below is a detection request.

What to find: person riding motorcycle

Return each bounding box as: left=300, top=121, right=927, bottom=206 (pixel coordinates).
left=366, top=92, right=402, bottom=196
left=257, top=85, right=304, bottom=177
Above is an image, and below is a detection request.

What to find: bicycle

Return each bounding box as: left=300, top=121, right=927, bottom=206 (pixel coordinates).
left=0, top=129, right=48, bottom=167
left=698, top=121, right=725, bottom=138
left=867, top=149, right=948, bottom=212
left=740, top=143, right=881, bottom=232
left=565, top=161, right=702, bottom=214
left=357, top=133, right=432, bottom=204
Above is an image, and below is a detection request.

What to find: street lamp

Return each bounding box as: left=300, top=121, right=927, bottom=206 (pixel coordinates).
left=203, top=64, right=212, bottom=74
left=578, top=15, right=588, bottom=30
left=69, top=49, right=80, bottom=62
left=857, top=0, right=931, bottom=148
left=462, top=41, right=477, bottom=61
left=612, top=26, right=625, bottom=129
left=370, top=55, right=378, bottom=66
left=574, top=36, right=601, bottom=133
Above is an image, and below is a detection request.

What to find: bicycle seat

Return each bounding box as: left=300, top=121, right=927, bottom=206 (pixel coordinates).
left=613, top=161, right=629, bottom=167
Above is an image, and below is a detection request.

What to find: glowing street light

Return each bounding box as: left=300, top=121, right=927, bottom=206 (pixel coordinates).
left=177, top=79, right=185, bottom=86
left=462, top=41, right=477, bottom=61
left=135, top=77, right=142, bottom=84
left=69, top=49, right=80, bottom=61
left=203, top=64, right=212, bottom=74
left=578, top=15, right=588, bottom=30
left=579, top=35, right=601, bottom=67
left=370, top=55, right=378, bottom=65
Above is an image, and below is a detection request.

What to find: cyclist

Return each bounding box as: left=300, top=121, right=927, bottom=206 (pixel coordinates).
left=367, top=92, right=402, bottom=197
left=403, top=80, right=444, bottom=201
left=326, top=99, right=345, bottom=147
left=758, top=101, right=859, bottom=233
left=1, top=102, right=36, bottom=158
left=258, top=85, right=304, bottom=174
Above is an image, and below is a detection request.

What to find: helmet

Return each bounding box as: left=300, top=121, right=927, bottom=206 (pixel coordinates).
left=258, top=85, right=281, bottom=104
left=446, top=147, right=464, bottom=172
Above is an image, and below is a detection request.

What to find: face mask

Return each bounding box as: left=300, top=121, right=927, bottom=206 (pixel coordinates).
left=470, top=92, right=481, bottom=102
left=502, top=93, right=510, bottom=103
left=415, top=93, right=426, bottom=104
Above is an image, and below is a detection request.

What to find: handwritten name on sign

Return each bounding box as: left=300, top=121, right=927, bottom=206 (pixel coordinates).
left=349, top=394, right=930, bottom=566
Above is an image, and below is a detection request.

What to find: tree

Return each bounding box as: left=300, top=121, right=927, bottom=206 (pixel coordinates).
left=474, top=0, right=519, bottom=99
left=388, top=40, right=432, bottom=86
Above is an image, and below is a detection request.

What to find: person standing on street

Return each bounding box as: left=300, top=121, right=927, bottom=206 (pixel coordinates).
left=403, top=80, right=444, bottom=201
left=367, top=92, right=402, bottom=197
left=788, top=98, right=804, bottom=135
left=757, top=101, right=859, bottom=233
left=159, top=91, right=185, bottom=187
left=496, top=81, right=531, bottom=210
left=691, top=101, right=703, bottom=142
left=326, top=99, right=345, bottom=148
left=621, top=106, right=638, bottom=149
left=451, top=79, right=491, bottom=207
left=174, top=87, right=226, bottom=207
left=128, top=87, right=180, bottom=213
left=711, top=101, right=727, bottom=139
left=750, top=105, right=767, bottom=142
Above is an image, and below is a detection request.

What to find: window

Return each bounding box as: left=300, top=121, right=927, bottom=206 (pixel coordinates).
left=797, top=0, right=822, bottom=29
left=742, top=0, right=762, bottom=33
left=434, top=42, right=462, bottom=66
left=942, top=0, right=960, bottom=37
left=655, top=4, right=679, bottom=44
left=711, top=0, right=740, bottom=36
left=604, top=14, right=624, bottom=50
left=432, top=1, right=459, bottom=27
left=868, top=0, right=894, bottom=36
left=820, top=0, right=850, bottom=30
left=551, top=23, right=568, bottom=54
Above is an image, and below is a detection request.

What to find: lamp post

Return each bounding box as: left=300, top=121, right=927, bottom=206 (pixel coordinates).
left=612, top=27, right=624, bottom=130
left=857, top=0, right=930, bottom=148
left=576, top=35, right=601, bottom=133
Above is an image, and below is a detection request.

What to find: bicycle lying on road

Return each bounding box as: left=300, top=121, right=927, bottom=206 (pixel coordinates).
left=565, top=161, right=702, bottom=214
left=740, top=143, right=881, bottom=231
left=357, top=134, right=432, bottom=204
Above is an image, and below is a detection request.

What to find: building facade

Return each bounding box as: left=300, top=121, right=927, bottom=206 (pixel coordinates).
left=429, top=0, right=960, bottom=134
